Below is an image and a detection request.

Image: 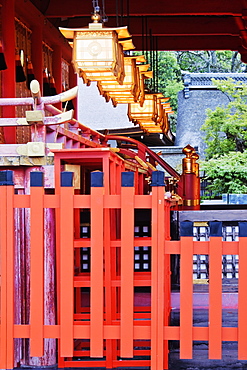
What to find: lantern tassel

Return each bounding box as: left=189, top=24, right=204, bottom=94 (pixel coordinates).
left=26, top=59, right=35, bottom=90
left=49, top=75, right=57, bottom=96
left=15, top=49, right=26, bottom=83
left=0, top=40, right=7, bottom=70
left=43, top=69, right=51, bottom=96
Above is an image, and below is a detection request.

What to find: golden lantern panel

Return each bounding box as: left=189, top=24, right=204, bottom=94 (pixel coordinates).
left=163, top=106, right=174, bottom=114
left=59, top=24, right=135, bottom=85
left=111, top=96, right=138, bottom=107
left=138, top=69, right=153, bottom=107
left=153, top=94, right=166, bottom=123
left=102, top=61, right=152, bottom=106
left=160, top=112, right=169, bottom=133
left=108, top=64, right=150, bottom=106
left=162, top=102, right=171, bottom=108
left=128, top=94, right=157, bottom=123
left=98, top=56, right=143, bottom=102
left=138, top=122, right=163, bottom=134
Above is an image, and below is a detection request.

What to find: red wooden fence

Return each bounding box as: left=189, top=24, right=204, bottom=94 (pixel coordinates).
left=0, top=169, right=246, bottom=369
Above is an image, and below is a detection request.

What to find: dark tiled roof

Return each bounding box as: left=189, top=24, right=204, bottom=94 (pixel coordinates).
left=182, top=72, right=247, bottom=98
left=183, top=72, right=247, bottom=86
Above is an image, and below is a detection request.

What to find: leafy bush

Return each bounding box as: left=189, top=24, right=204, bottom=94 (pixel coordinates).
left=200, top=151, right=247, bottom=197
left=200, top=78, right=247, bottom=197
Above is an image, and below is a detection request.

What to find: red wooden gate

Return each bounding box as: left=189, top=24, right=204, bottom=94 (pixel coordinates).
left=0, top=168, right=246, bottom=369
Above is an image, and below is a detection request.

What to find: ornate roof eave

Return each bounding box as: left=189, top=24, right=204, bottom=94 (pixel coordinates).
left=59, top=24, right=135, bottom=50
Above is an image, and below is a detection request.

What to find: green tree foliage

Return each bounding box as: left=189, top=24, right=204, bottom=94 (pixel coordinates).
left=201, top=152, right=247, bottom=196
left=156, top=51, right=183, bottom=131
left=200, top=78, right=247, bottom=196
left=134, top=50, right=247, bottom=132
left=202, top=78, right=247, bottom=158
left=157, top=51, right=183, bottom=112
left=177, top=50, right=246, bottom=73
left=145, top=51, right=246, bottom=129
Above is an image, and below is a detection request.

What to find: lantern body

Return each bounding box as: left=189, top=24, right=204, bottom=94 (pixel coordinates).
left=97, top=58, right=151, bottom=106
left=154, top=95, right=169, bottom=123
left=74, top=29, right=124, bottom=84
left=128, top=94, right=156, bottom=122
left=97, top=56, right=143, bottom=104
left=60, top=25, right=134, bottom=85
left=138, top=122, right=163, bottom=133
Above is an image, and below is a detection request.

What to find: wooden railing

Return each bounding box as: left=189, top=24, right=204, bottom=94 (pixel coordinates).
left=0, top=169, right=245, bottom=369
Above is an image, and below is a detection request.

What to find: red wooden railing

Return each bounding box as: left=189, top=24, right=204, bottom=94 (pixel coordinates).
left=0, top=169, right=245, bottom=370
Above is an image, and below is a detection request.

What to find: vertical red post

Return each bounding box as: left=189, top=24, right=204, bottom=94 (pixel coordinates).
left=208, top=221, right=222, bottom=359
left=6, top=182, right=15, bottom=370
left=120, top=172, right=134, bottom=358
left=238, top=222, right=247, bottom=359
left=90, top=171, right=104, bottom=357
left=164, top=201, right=171, bottom=370
left=59, top=171, right=74, bottom=356
left=1, top=0, right=16, bottom=143
left=104, top=207, right=114, bottom=368
left=0, top=183, right=7, bottom=369
left=31, top=25, right=43, bottom=90
left=151, top=171, right=166, bottom=370
left=30, top=172, right=44, bottom=357
left=180, top=221, right=193, bottom=359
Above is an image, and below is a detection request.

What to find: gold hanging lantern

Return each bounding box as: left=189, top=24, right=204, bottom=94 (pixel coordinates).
left=97, top=55, right=148, bottom=106
left=161, top=111, right=169, bottom=133
left=160, top=105, right=174, bottom=138
left=138, top=65, right=153, bottom=107
left=152, top=93, right=167, bottom=123
left=154, top=95, right=170, bottom=123
left=162, top=101, right=174, bottom=115
left=128, top=93, right=158, bottom=123
left=138, top=122, right=163, bottom=134
left=59, top=23, right=135, bottom=85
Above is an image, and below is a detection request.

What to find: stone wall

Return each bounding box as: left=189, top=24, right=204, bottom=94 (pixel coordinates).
left=175, top=73, right=247, bottom=158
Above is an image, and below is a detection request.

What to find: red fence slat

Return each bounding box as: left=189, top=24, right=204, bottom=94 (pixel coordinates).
left=6, top=185, right=15, bottom=369
left=0, top=186, right=8, bottom=369
left=30, top=185, right=44, bottom=357
left=157, top=186, right=165, bottom=370
left=151, top=184, right=165, bottom=370
left=90, top=185, right=104, bottom=357
left=120, top=183, right=134, bottom=357
left=209, top=236, right=222, bottom=359
left=238, top=237, right=247, bottom=359
left=180, top=236, right=193, bottom=359
left=59, top=185, right=74, bottom=357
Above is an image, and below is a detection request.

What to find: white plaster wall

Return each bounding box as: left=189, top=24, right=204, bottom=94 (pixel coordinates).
left=77, top=77, right=133, bottom=131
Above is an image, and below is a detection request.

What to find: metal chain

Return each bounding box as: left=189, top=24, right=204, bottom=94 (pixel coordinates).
left=101, top=0, right=108, bottom=23
left=92, top=0, right=100, bottom=13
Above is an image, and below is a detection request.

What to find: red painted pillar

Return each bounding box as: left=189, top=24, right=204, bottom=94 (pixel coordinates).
left=31, top=25, right=43, bottom=92
left=22, top=168, right=57, bottom=367
left=1, top=0, right=16, bottom=143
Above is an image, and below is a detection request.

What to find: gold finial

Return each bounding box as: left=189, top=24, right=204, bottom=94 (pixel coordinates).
left=182, top=145, right=199, bottom=175
left=91, top=10, right=101, bottom=23
left=182, top=144, right=195, bottom=157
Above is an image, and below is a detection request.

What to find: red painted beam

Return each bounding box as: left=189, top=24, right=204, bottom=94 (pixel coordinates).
left=1, top=0, right=16, bottom=143
left=128, top=35, right=242, bottom=52
left=57, top=15, right=240, bottom=37
left=45, top=0, right=245, bottom=18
